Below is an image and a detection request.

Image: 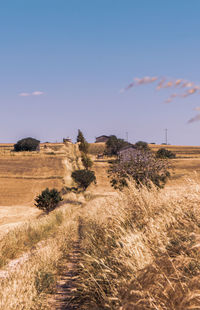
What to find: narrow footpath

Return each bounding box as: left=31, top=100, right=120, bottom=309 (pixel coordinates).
left=50, top=159, right=115, bottom=309
left=49, top=240, right=81, bottom=310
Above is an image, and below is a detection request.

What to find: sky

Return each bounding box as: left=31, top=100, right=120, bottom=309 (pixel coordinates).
left=1, top=0, right=200, bottom=145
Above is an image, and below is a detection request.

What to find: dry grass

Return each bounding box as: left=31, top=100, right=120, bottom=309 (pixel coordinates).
left=88, top=142, right=200, bottom=158
left=88, top=160, right=114, bottom=195
left=0, top=204, right=40, bottom=236
left=149, top=144, right=200, bottom=158
left=0, top=203, right=80, bottom=310
left=0, top=155, right=65, bottom=206
left=0, top=206, right=66, bottom=268
left=0, top=142, right=81, bottom=233
left=88, top=143, right=106, bottom=155
left=1, top=142, right=200, bottom=309
left=76, top=179, right=200, bottom=309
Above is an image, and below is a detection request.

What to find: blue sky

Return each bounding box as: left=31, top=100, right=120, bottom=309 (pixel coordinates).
left=1, top=0, right=200, bottom=145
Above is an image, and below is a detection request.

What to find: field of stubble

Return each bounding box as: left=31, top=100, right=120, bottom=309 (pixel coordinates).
left=0, top=143, right=75, bottom=234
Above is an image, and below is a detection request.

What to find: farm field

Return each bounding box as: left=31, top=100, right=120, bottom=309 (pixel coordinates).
left=89, top=142, right=200, bottom=158
left=89, top=142, right=200, bottom=183
left=149, top=143, right=200, bottom=158
left=0, top=142, right=200, bottom=208
left=0, top=155, right=65, bottom=206
left=1, top=143, right=200, bottom=309
left=0, top=143, right=80, bottom=234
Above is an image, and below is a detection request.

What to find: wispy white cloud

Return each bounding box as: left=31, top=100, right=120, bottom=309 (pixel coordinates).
left=188, top=114, right=200, bottom=123
left=120, top=76, right=158, bottom=93
left=32, top=91, right=44, bottom=96
left=19, top=91, right=44, bottom=97
left=121, top=76, right=200, bottom=103
left=121, top=75, right=200, bottom=124
left=19, top=92, right=30, bottom=97
left=182, top=87, right=198, bottom=98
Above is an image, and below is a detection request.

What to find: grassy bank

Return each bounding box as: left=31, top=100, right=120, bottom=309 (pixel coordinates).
left=77, top=179, right=200, bottom=309
left=0, top=204, right=80, bottom=310
left=0, top=206, right=69, bottom=267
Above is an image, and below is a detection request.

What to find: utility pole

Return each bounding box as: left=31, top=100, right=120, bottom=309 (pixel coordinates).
left=165, top=128, right=168, bottom=145
left=126, top=132, right=128, bottom=142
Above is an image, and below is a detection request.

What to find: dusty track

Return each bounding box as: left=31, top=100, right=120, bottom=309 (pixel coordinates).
left=49, top=240, right=81, bottom=310
left=49, top=217, right=84, bottom=310
left=49, top=161, right=115, bottom=309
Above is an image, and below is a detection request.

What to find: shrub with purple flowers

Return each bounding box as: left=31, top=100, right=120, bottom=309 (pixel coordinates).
left=108, top=150, right=170, bottom=190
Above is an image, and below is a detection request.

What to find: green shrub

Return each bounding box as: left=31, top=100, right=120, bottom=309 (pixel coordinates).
left=81, top=153, right=93, bottom=170
left=71, top=169, right=96, bottom=190
left=14, top=137, right=40, bottom=152
left=134, top=141, right=150, bottom=151
left=34, top=188, right=62, bottom=214
left=156, top=148, right=176, bottom=159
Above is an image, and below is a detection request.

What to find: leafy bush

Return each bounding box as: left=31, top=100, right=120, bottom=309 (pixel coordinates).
left=34, top=188, right=62, bottom=214
left=105, top=135, right=130, bottom=156
left=108, top=150, right=170, bottom=189
left=71, top=169, right=96, bottom=190
left=81, top=153, right=93, bottom=170
left=156, top=148, right=176, bottom=159
left=14, top=137, right=40, bottom=152
left=134, top=141, right=150, bottom=151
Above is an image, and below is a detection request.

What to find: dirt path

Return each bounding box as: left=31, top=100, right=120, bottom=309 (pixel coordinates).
left=49, top=160, right=114, bottom=309
left=49, top=241, right=81, bottom=310
left=49, top=217, right=84, bottom=310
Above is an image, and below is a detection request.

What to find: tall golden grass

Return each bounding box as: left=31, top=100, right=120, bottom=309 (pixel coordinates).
left=0, top=204, right=80, bottom=310
left=2, top=148, right=200, bottom=309
left=0, top=207, right=67, bottom=267
left=77, top=179, right=200, bottom=309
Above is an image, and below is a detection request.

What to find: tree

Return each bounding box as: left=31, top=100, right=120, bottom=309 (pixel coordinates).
left=105, top=135, right=129, bottom=156
left=81, top=153, right=93, bottom=170
left=34, top=188, right=62, bottom=214
left=77, top=129, right=89, bottom=154
left=108, top=150, right=170, bottom=190
left=77, top=129, right=84, bottom=143
left=134, top=141, right=150, bottom=152
left=79, top=140, right=89, bottom=153
left=14, top=137, right=40, bottom=152
left=71, top=170, right=96, bottom=190
left=156, top=148, right=176, bottom=159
